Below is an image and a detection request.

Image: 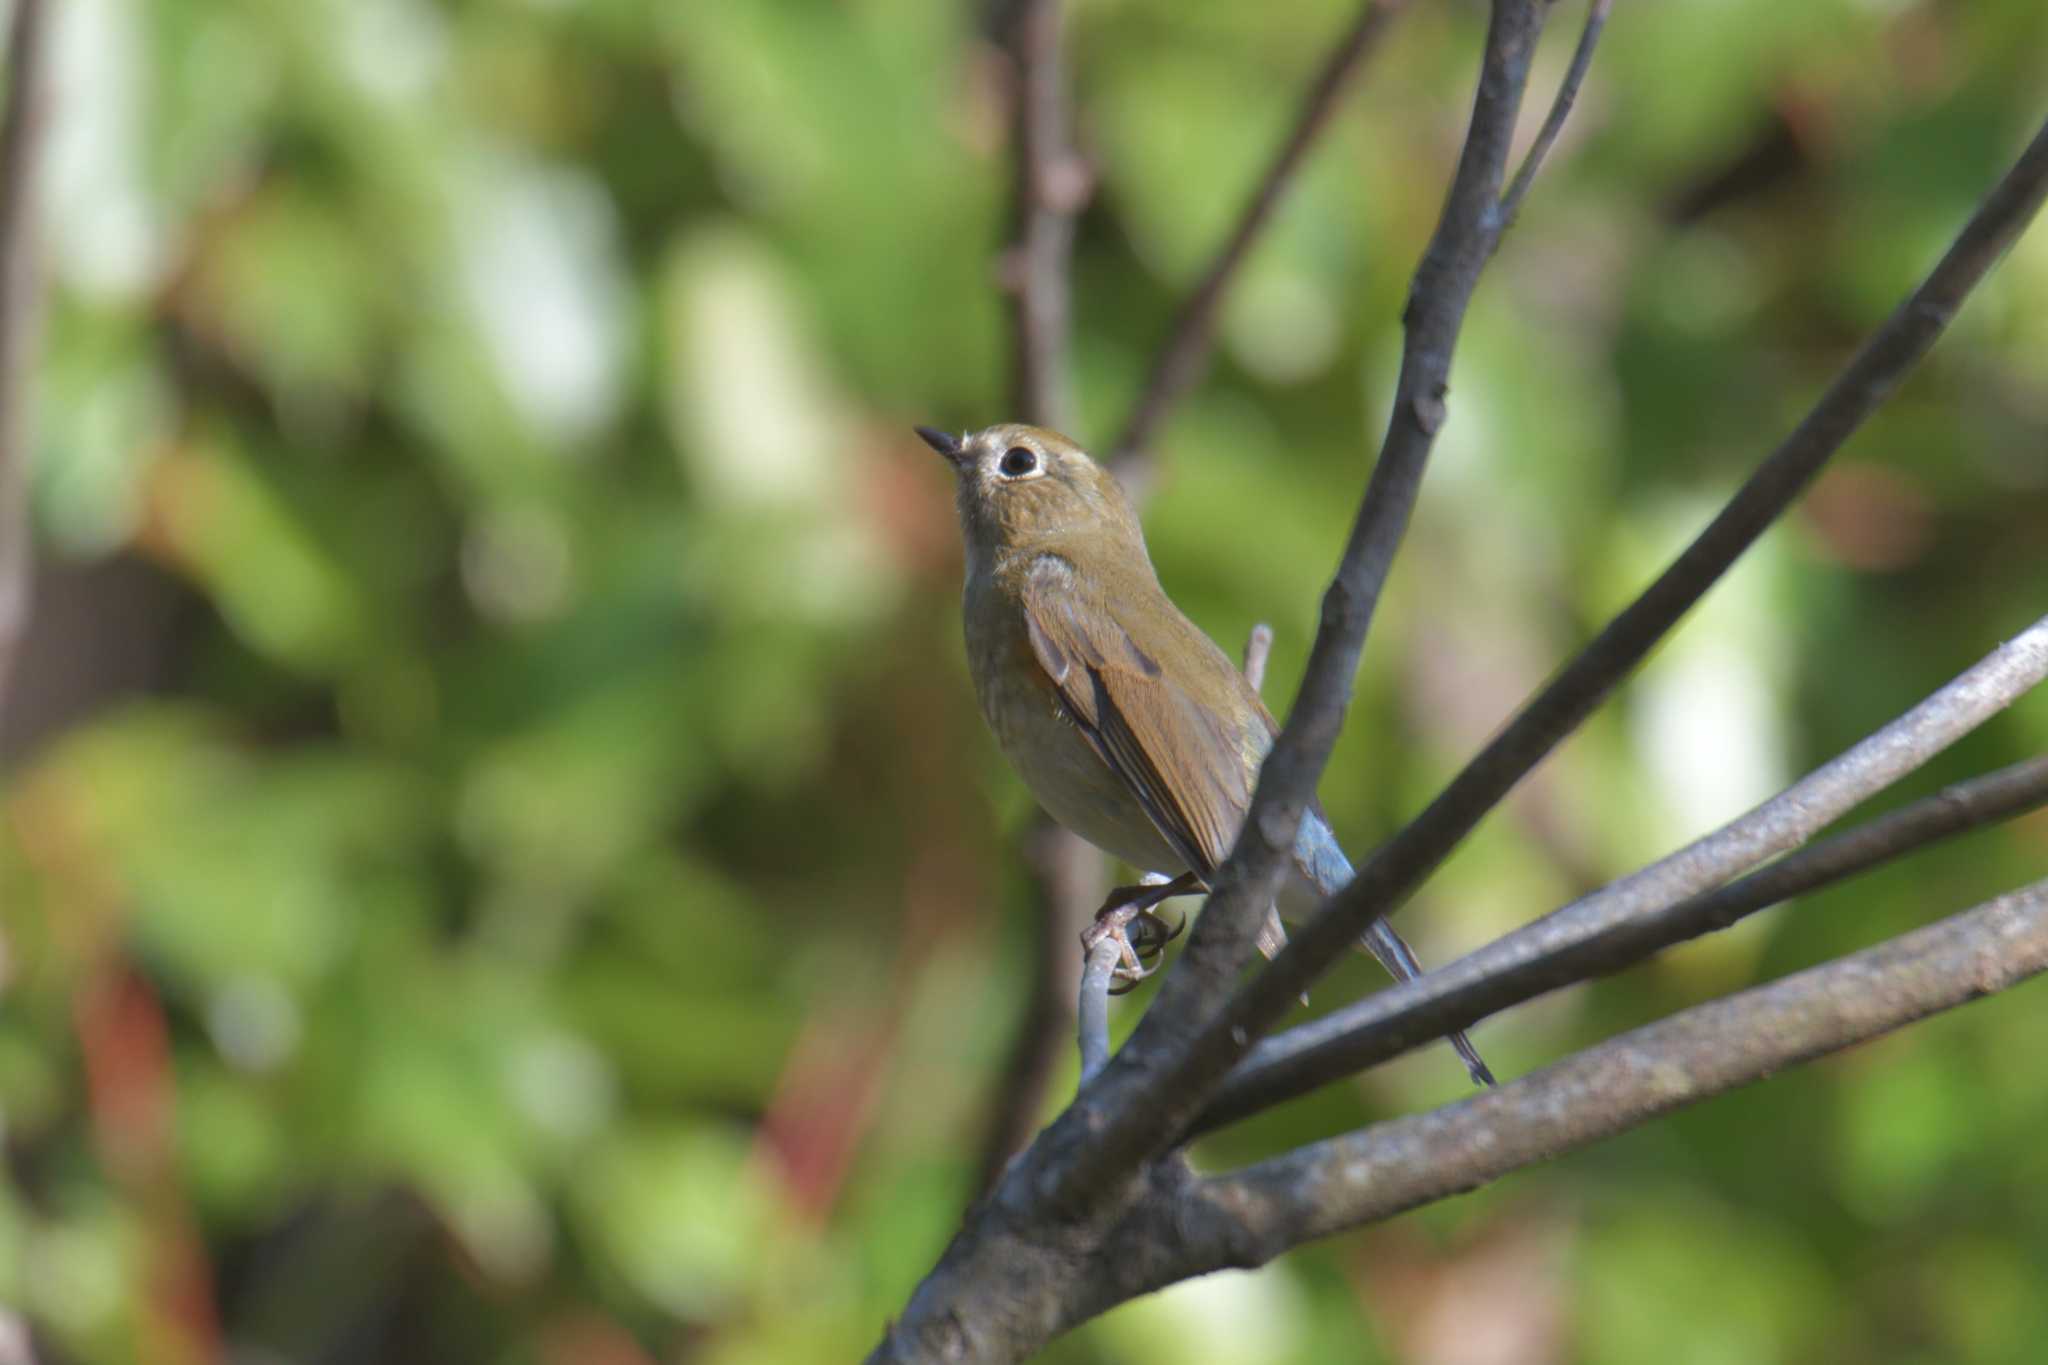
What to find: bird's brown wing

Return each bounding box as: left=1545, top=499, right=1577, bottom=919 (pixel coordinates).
left=1018, top=555, right=1256, bottom=881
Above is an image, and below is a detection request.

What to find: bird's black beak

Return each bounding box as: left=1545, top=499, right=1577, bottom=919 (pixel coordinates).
left=914, top=425, right=966, bottom=467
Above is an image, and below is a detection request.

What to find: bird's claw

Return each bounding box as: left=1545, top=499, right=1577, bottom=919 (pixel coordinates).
left=1108, top=908, right=1185, bottom=993
left=1082, top=895, right=1187, bottom=993
left=1130, top=905, right=1185, bottom=956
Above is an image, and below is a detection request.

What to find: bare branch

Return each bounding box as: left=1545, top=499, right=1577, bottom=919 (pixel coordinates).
left=1181, top=877, right=2048, bottom=1258
left=1687, top=752, right=2048, bottom=929
left=1077, top=935, right=1121, bottom=1084
left=1109, top=0, right=1405, bottom=481
left=1198, top=619, right=2048, bottom=1132
left=1498, top=0, right=1612, bottom=229
left=875, top=39, right=2048, bottom=1365
left=889, top=878, right=2048, bottom=1351
left=0, top=0, right=54, bottom=715
left=1212, top=107, right=2048, bottom=1033
left=1241, top=622, right=1274, bottom=695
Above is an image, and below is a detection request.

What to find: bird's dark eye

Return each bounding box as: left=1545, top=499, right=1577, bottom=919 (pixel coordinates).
left=999, top=446, right=1039, bottom=478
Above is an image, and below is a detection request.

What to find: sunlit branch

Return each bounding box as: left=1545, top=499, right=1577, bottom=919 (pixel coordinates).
left=1166, top=878, right=2048, bottom=1264
left=1230, top=109, right=2048, bottom=1033
left=1198, top=627, right=2048, bottom=1132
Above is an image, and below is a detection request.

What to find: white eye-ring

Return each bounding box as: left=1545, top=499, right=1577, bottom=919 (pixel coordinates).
left=998, top=445, right=1041, bottom=478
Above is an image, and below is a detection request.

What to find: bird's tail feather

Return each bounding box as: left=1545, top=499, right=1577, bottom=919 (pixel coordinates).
left=1358, top=918, right=1495, bottom=1087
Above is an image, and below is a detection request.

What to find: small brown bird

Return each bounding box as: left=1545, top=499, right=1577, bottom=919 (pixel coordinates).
left=921, top=422, right=1492, bottom=1085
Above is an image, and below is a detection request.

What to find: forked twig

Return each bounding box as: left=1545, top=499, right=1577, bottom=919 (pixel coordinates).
left=1499, top=0, right=1613, bottom=228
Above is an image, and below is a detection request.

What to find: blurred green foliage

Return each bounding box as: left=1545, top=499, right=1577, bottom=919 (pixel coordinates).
left=2, top=0, right=2046, bottom=1362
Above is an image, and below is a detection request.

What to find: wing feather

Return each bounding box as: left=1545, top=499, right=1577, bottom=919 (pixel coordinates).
left=1018, top=556, right=1253, bottom=879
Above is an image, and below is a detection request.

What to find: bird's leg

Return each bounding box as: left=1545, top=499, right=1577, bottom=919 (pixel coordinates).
left=1080, top=872, right=1203, bottom=991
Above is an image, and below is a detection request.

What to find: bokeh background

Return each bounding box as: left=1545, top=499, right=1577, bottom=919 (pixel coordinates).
left=2, top=0, right=2047, bottom=1361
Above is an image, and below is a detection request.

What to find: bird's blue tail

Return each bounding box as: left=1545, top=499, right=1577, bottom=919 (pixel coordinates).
left=1295, top=812, right=1495, bottom=1087
left=1357, top=917, right=1495, bottom=1087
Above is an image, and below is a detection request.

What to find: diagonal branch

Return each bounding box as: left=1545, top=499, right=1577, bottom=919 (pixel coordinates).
left=1498, top=0, right=1612, bottom=229
left=1109, top=0, right=1407, bottom=482
left=1212, top=107, right=2048, bottom=1036
left=0, top=0, right=54, bottom=716
left=1153, top=877, right=2048, bottom=1270
left=1682, top=752, right=2048, bottom=929
left=1197, top=621, right=2048, bottom=1132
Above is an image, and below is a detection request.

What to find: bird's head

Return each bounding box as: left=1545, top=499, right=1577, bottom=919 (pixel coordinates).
left=915, top=423, right=1144, bottom=565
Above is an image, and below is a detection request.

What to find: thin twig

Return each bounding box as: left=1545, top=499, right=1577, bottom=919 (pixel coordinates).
left=1197, top=624, right=2048, bottom=1132
left=1498, top=0, right=1612, bottom=229
left=1241, top=622, right=1275, bottom=695
left=1686, top=752, right=2048, bottom=931
left=1109, top=0, right=1406, bottom=480
left=1077, top=935, right=1122, bottom=1083
left=0, top=0, right=54, bottom=716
